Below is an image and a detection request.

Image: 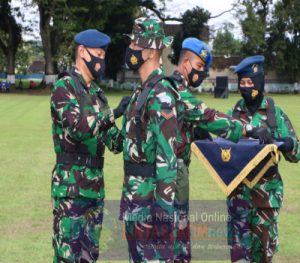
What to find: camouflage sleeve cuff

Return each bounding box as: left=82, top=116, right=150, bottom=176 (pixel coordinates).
left=96, top=108, right=115, bottom=128
left=284, top=139, right=300, bottom=162
left=228, top=119, right=244, bottom=143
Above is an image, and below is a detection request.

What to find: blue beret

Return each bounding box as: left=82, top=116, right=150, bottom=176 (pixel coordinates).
left=74, top=29, right=111, bottom=48
left=234, top=55, right=265, bottom=77
left=182, top=37, right=212, bottom=70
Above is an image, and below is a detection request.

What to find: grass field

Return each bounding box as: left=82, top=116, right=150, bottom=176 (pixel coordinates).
left=0, top=92, right=299, bottom=263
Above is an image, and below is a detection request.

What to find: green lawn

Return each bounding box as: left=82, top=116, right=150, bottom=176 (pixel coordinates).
left=0, top=92, right=299, bottom=263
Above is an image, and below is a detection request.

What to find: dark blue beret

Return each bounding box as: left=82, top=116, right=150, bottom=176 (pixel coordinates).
left=182, top=37, right=212, bottom=70
left=74, top=29, right=111, bottom=48
left=234, top=55, right=265, bottom=77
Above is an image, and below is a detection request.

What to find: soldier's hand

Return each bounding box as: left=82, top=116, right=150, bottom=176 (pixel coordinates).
left=193, top=127, right=212, bottom=141
left=113, top=96, right=131, bottom=119
left=277, top=137, right=294, bottom=153
left=247, top=127, right=273, bottom=144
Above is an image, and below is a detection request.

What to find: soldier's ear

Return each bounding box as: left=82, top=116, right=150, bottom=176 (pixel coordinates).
left=183, top=56, right=191, bottom=70
left=77, top=45, right=86, bottom=59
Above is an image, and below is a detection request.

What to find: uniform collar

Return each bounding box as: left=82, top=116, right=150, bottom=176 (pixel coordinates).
left=146, top=66, right=164, bottom=81
left=173, top=70, right=188, bottom=89
left=237, top=96, right=268, bottom=112
left=73, top=67, right=101, bottom=93
left=139, top=66, right=165, bottom=90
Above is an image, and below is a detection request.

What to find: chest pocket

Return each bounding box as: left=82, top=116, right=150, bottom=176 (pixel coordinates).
left=78, top=94, right=94, bottom=116
left=78, top=92, right=109, bottom=117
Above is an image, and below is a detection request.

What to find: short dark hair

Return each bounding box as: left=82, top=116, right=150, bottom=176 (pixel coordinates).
left=178, top=49, right=189, bottom=64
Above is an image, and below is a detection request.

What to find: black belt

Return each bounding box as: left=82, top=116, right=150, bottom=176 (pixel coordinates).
left=56, top=153, right=104, bottom=169
left=124, top=160, right=156, bottom=177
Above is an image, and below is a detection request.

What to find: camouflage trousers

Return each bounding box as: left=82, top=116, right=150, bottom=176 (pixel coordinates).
left=52, top=196, right=104, bottom=263
left=174, top=159, right=191, bottom=263
left=227, top=205, right=279, bottom=263
left=124, top=219, right=175, bottom=262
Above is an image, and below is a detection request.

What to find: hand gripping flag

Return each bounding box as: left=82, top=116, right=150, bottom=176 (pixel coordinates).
left=191, top=138, right=282, bottom=196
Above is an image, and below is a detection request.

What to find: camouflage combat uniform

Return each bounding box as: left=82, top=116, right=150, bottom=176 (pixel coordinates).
left=51, top=69, right=123, bottom=262
left=119, top=17, right=180, bottom=263
left=119, top=66, right=180, bottom=262
left=227, top=97, right=300, bottom=263
left=170, top=71, right=244, bottom=262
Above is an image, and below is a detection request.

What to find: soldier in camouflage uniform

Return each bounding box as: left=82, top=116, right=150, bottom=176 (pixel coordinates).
left=119, top=17, right=180, bottom=262
left=50, top=29, right=130, bottom=263
left=166, top=38, right=272, bottom=263
left=227, top=55, right=300, bottom=263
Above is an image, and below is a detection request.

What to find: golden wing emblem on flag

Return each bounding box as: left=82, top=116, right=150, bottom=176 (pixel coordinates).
left=221, top=148, right=231, bottom=162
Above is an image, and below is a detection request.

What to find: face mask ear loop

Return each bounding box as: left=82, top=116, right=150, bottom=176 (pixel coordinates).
left=184, top=59, right=193, bottom=86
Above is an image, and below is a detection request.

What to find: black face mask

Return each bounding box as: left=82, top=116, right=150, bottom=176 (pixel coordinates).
left=238, top=71, right=265, bottom=109
left=83, top=49, right=105, bottom=80
left=239, top=87, right=261, bottom=103
left=125, top=47, right=145, bottom=71
left=187, top=61, right=207, bottom=88
left=239, top=86, right=264, bottom=114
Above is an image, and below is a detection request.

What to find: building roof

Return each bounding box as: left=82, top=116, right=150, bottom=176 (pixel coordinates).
left=211, top=56, right=243, bottom=70
left=28, top=60, right=45, bottom=73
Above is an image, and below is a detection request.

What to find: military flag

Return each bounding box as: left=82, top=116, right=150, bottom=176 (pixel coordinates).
left=191, top=138, right=282, bottom=196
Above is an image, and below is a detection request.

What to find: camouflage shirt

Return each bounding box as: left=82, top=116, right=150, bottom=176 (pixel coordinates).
left=173, top=71, right=244, bottom=164
left=50, top=69, right=123, bottom=199
left=119, top=67, right=180, bottom=221
left=227, top=97, right=300, bottom=208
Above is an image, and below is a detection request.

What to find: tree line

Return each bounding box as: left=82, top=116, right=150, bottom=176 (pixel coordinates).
left=0, top=0, right=300, bottom=84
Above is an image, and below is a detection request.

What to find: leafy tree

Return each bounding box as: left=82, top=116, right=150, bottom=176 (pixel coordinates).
left=169, top=7, right=211, bottom=64
left=0, top=0, right=22, bottom=82
left=15, top=42, right=30, bottom=74
left=0, top=52, right=5, bottom=72
left=14, top=41, right=43, bottom=74
left=236, top=0, right=300, bottom=81
left=236, top=0, right=272, bottom=55
left=212, top=23, right=242, bottom=57
left=34, top=0, right=164, bottom=82
left=267, top=0, right=300, bottom=81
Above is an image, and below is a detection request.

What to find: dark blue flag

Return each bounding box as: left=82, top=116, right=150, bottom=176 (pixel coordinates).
left=191, top=138, right=282, bottom=196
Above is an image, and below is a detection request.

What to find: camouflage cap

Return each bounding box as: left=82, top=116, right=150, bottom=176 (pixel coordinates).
left=126, top=17, right=173, bottom=50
